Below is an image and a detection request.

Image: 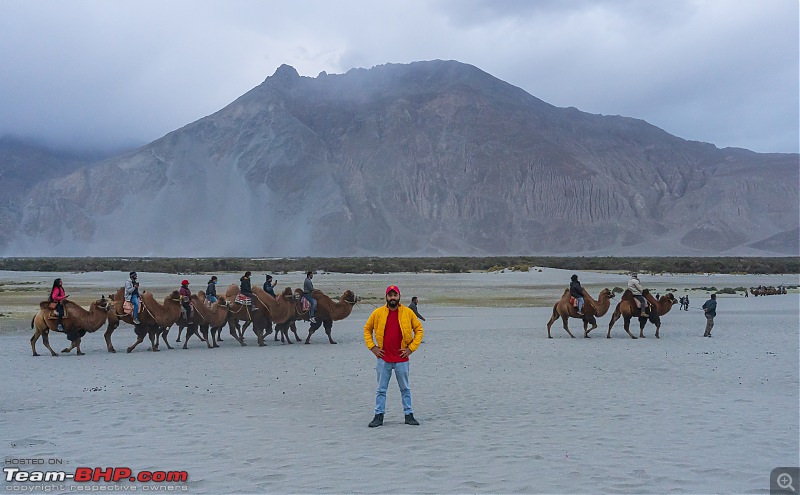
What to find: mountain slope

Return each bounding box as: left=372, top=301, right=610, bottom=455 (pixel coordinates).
left=5, top=60, right=798, bottom=256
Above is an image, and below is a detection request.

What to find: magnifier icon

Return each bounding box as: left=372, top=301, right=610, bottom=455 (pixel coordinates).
left=778, top=473, right=796, bottom=492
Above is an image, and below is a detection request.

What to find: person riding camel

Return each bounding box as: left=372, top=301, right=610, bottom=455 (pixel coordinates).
left=239, top=271, right=257, bottom=309
left=628, top=273, right=649, bottom=318
left=569, top=274, right=585, bottom=316
left=263, top=274, right=277, bottom=298
left=179, top=280, right=192, bottom=320
left=303, top=271, right=317, bottom=323
left=49, top=278, right=68, bottom=332
left=206, top=276, right=218, bottom=305
left=125, top=271, right=141, bottom=325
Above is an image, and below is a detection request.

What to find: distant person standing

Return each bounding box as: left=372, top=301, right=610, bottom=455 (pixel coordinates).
left=364, top=285, right=424, bottom=427
left=702, top=293, right=717, bottom=337
left=408, top=296, right=426, bottom=321
left=303, top=271, right=317, bottom=323
left=684, top=295, right=690, bottom=311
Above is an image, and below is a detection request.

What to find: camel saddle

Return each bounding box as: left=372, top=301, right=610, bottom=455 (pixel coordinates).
left=569, top=296, right=578, bottom=308
left=123, top=301, right=133, bottom=315
left=47, top=310, right=68, bottom=320
left=236, top=294, right=252, bottom=306
left=300, top=297, right=311, bottom=312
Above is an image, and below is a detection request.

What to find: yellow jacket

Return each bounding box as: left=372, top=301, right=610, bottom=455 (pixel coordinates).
left=364, top=304, right=424, bottom=352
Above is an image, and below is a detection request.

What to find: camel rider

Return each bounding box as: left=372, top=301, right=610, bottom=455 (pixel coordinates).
left=569, top=274, right=585, bottom=315
left=263, top=274, right=277, bottom=298
left=206, top=276, right=218, bottom=304
left=49, top=278, right=68, bottom=332
left=125, top=271, right=141, bottom=325
left=304, top=271, right=317, bottom=323
left=628, top=273, right=649, bottom=318
left=179, top=280, right=192, bottom=320
left=240, top=271, right=257, bottom=309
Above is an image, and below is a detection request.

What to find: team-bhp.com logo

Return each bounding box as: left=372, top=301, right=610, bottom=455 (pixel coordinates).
left=5, top=466, right=188, bottom=484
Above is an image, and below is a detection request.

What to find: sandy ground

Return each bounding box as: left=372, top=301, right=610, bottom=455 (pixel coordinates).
left=1, top=268, right=798, bottom=494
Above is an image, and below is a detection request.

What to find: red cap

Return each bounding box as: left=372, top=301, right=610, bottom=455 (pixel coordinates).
left=181, top=280, right=189, bottom=286
left=385, top=285, right=400, bottom=296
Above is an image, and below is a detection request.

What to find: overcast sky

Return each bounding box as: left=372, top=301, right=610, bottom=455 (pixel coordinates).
left=1, top=0, right=797, bottom=154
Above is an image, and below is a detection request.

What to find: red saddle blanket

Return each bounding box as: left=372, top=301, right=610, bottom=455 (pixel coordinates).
left=236, top=294, right=252, bottom=306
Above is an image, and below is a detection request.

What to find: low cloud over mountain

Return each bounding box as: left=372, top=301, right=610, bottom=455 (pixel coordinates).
left=2, top=60, right=797, bottom=256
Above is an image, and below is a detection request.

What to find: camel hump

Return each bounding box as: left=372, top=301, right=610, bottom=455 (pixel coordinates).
left=38, top=300, right=52, bottom=310
left=311, top=289, right=332, bottom=303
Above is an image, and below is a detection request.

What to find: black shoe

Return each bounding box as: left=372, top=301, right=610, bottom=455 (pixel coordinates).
left=368, top=413, right=384, bottom=428
left=404, top=414, right=419, bottom=426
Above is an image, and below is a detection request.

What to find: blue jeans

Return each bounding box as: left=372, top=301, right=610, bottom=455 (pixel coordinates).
left=131, top=294, right=139, bottom=319
left=575, top=296, right=584, bottom=312
left=206, top=295, right=217, bottom=303
left=375, top=359, right=412, bottom=415
left=304, top=293, right=317, bottom=318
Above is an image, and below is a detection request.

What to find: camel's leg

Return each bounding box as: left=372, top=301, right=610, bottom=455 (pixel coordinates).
left=546, top=308, right=558, bottom=338
left=607, top=309, right=621, bottom=338
left=176, top=325, right=183, bottom=342
left=63, top=337, right=84, bottom=356
left=324, top=320, right=337, bottom=344
left=290, top=322, right=301, bottom=343
left=639, top=317, right=647, bottom=338
left=33, top=327, right=58, bottom=357
left=654, top=323, right=661, bottom=339
left=182, top=326, right=192, bottom=349
left=149, top=328, right=159, bottom=352
left=228, top=320, right=245, bottom=346
left=255, top=325, right=267, bottom=347
left=561, top=315, right=575, bottom=338
left=304, top=321, right=318, bottom=344
left=161, top=327, right=173, bottom=349
left=216, top=326, right=223, bottom=342
left=584, top=315, right=597, bottom=337
left=104, top=322, right=118, bottom=353
left=126, top=327, right=147, bottom=353
left=623, top=317, right=637, bottom=339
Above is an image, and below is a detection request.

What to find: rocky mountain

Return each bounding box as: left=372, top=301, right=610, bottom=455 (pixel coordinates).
left=3, top=60, right=798, bottom=256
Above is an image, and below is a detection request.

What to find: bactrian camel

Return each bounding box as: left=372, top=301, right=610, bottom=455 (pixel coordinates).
left=546, top=288, right=614, bottom=338
left=224, top=284, right=272, bottom=346
left=30, top=296, right=109, bottom=356
left=291, top=289, right=358, bottom=344
left=107, top=288, right=183, bottom=353
left=607, top=289, right=677, bottom=339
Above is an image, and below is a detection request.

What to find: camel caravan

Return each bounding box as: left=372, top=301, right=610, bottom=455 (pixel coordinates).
left=749, top=285, right=787, bottom=296
left=30, top=271, right=361, bottom=357
left=546, top=272, right=678, bottom=339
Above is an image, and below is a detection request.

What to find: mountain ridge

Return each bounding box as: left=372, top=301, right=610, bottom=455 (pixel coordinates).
left=2, top=60, right=798, bottom=256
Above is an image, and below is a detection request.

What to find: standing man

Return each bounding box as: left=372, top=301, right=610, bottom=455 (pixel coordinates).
left=303, top=271, right=317, bottom=323
left=684, top=295, right=690, bottom=311
left=408, top=296, right=426, bottom=321
left=125, top=271, right=141, bottom=325
left=364, top=285, right=424, bottom=427
left=702, top=293, right=717, bottom=337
